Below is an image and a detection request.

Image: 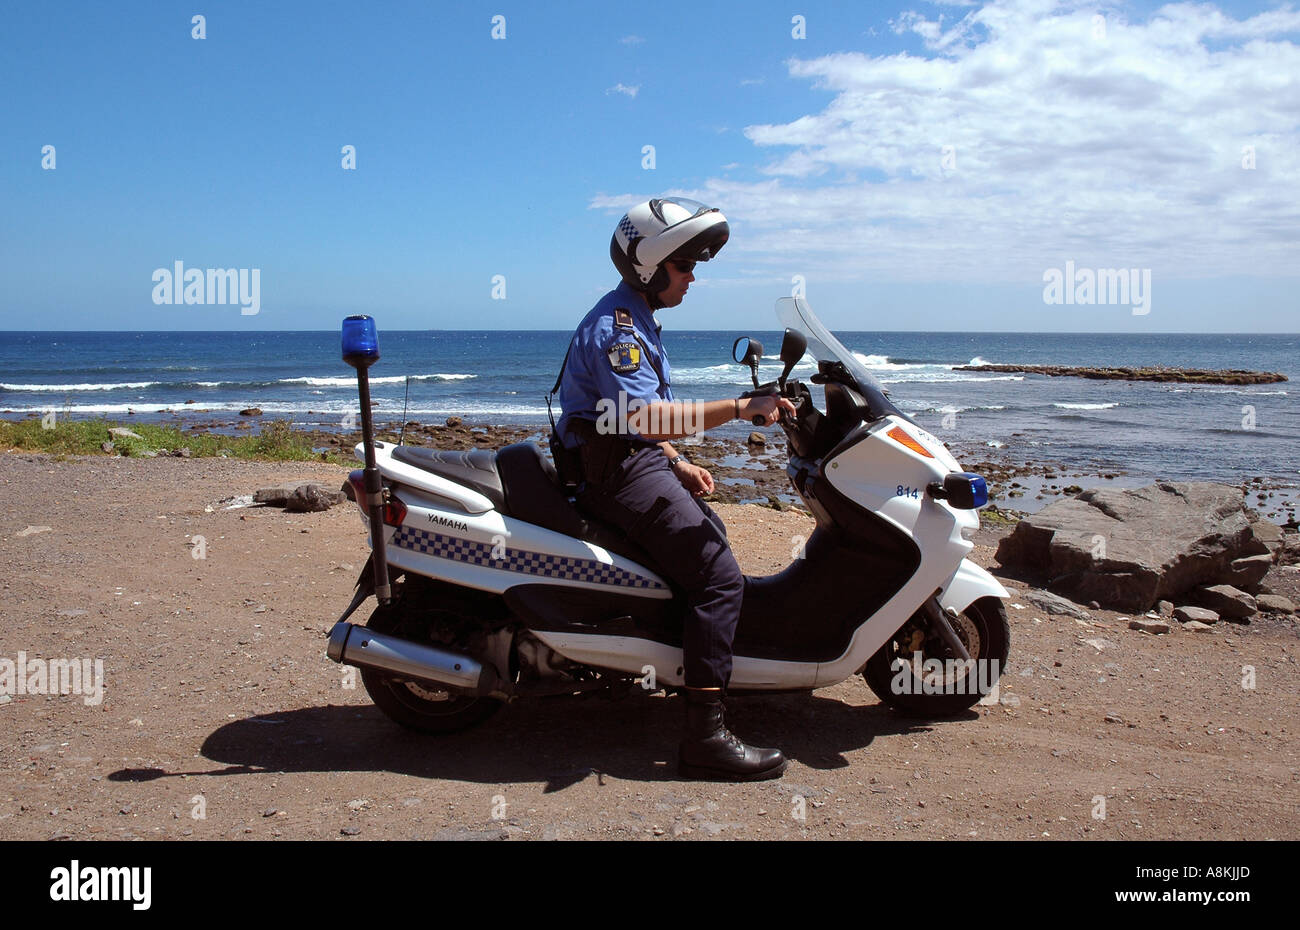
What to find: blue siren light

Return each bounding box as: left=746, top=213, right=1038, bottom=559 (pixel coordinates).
left=943, top=472, right=989, bottom=509
left=342, top=315, right=379, bottom=367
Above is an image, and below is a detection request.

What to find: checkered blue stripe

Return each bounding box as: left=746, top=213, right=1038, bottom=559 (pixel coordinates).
left=392, top=525, right=666, bottom=590
left=618, top=215, right=640, bottom=241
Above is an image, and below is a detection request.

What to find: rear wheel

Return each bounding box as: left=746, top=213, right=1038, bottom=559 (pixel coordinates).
left=863, top=597, right=1010, bottom=716
left=358, top=601, right=504, bottom=734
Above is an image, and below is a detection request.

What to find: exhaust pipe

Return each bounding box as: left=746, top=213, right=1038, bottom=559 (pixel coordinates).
left=327, top=621, right=498, bottom=695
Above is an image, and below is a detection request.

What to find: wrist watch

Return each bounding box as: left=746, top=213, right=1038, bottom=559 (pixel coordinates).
left=667, top=454, right=687, bottom=470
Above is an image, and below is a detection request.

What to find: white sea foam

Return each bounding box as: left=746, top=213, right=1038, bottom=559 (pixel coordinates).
left=0, top=381, right=159, bottom=392
left=278, top=373, right=477, bottom=387
left=1053, top=402, right=1120, bottom=410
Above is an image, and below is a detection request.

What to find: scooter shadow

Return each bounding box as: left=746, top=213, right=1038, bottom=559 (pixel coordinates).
left=156, top=692, right=975, bottom=788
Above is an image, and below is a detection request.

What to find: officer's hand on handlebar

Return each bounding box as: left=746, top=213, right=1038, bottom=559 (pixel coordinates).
left=738, top=395, right=798, bottom=427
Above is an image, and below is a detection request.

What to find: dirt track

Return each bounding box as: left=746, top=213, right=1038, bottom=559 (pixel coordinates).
left=2, top=453, right=1297, bottom=840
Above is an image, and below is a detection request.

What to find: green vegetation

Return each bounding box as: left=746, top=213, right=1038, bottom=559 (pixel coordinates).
left=0, top=416, right=348, bottom=464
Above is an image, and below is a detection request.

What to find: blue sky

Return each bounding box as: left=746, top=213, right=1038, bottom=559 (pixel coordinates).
left=2, top=0, right=1297, bottom=332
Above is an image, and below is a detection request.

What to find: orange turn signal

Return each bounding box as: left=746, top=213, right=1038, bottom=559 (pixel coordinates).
left=887, top=426, right=934, bottom=458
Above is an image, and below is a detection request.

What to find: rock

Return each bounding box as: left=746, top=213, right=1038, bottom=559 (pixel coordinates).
left=15, top=525, right=52, bottom=537
left=239, top=407, right=262, bottom=416
left=1256, top=594, right=1296, bottom=614
left=747, top=432, right=766, bottom=446
left=1157, top=600, right=1174, bottom=616
left=1245, top=521, right=1284, bottom=560
left=340, top=826, right=360, bottom=836
left=254, top=486, right=294, bottom=506
left=1129, top=618, right=1171, bottom=634
left=1183, top=620, right=1214, bottom=632
left=254, top=481, right=344, bottom=510
left=285, top=484, right=345, bottom=513
left=176, top=447, right=192, bottom=457
left=1194, top=584, right=1256, bottom=620
left=1104, top=713, right=1124, bottom=724
left=1174, top=605, right=1219, bottom=624
left=100, top=442, right=114, bottom=453
left=1020, top=589, right=1092, bottom=620
left=994, top=482, right=1262, bottom=612
left=446, top=416, right=463, bottom=428
left=108, top=427, right=144, bottom=440
left=1226, top=554, right=1272, bottom=589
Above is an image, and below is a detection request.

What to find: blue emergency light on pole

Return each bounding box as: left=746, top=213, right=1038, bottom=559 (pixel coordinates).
left=341, top=315, right=392, bottom=604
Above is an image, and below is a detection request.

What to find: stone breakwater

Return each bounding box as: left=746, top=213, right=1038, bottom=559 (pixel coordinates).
left=951, top=364, right=1287, bottom=384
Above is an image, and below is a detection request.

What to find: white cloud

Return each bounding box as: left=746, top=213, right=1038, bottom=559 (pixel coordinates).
left=606, top=82, right=640, bottom=97
left=607, top=1, right=1300, bottom=285
left=620, top=35, right=645, bottom=45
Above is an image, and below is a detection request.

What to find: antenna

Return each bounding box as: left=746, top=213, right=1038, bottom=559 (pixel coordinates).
left=398, top=375, right=411, bottom=446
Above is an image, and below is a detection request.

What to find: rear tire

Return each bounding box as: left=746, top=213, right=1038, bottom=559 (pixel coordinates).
left=863, top=597, right=1010, bottom=716
left=358, top=600, right=504, bottom=734
left=361, top=667, right=503, bottom=734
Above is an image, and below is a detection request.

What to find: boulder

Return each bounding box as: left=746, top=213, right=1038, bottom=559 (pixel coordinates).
left=1225, top=554, right=1272, bottom=588
left=1245, top=520, right=1284, bottom=560
left=1129, top=618, right=1171, bottom=634
left=285, top=484, right=345, bottom=513
left=1256, top=594, right=1296, bottom=615
left=254, top=481, right=345, bottom=510
left=1174, top=605, right=1219, bottom=624
left=1194, top=584, right=1257, bottom=620
left=239, top=407, right=262, bottom=416
left=108, top=427, right=144, bottom=441
left=995, top=482, right=1261, bottom=612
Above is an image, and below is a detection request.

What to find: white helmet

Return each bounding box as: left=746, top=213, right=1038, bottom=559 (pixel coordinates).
left=610, top=198, right=729, bottom=302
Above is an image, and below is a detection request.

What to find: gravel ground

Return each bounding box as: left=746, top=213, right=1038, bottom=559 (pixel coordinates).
left=1, top=452, right=1297, bottom=841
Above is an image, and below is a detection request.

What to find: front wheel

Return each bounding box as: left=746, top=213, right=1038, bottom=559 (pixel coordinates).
left=863, top=597, right=1010, bottom=716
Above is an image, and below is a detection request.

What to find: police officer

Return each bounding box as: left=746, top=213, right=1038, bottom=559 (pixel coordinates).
left=555, top=198, right=796, bottom=781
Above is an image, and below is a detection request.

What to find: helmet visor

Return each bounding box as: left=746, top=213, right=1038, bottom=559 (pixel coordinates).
left=650, top=198, right=715, bottom=227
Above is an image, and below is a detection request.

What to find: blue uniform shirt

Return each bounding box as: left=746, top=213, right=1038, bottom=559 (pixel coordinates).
left=557, top=280, right=672, bottom=446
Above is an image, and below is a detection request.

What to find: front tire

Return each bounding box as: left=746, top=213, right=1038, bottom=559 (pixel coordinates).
left=863, top=597, right=1010, bottom=716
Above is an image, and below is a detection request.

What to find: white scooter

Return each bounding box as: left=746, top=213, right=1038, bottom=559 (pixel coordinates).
left=326, top=297, right=1009, bottom=732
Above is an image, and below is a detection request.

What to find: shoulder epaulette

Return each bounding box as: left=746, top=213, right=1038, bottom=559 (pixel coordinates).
left=613, top=308, right=635, bottom=331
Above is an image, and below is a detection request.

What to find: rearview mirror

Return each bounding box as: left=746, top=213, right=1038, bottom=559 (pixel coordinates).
left=732, top=336, right=764, bottom=389
left=777, top=328, right=806, bottom=386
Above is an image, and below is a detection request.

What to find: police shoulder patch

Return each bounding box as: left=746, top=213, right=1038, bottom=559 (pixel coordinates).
left=608, top=341, right=641, bottom=373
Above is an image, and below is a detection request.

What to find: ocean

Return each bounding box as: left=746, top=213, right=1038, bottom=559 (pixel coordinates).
left=2, top=329, right=1297, bottom=490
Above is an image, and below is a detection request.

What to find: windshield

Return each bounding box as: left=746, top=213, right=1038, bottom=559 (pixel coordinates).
left=775, top=297, right=886, bottom=395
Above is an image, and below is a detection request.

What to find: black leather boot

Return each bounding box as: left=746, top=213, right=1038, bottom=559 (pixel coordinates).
left=678, top=688, right=787, bottom=781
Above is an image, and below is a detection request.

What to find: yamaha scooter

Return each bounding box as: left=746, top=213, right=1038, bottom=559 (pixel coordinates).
left=326, top=297, right=1009, bottom=733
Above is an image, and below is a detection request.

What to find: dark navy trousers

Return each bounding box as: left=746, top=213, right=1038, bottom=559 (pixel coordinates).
left=575, top=447, right=744, bottom=689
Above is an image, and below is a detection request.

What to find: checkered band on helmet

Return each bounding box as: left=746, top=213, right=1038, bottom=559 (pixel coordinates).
left=618, top=215, right=640, bottom=242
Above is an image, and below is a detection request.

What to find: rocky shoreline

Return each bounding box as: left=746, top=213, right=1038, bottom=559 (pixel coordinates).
left=952, top=363, right=1287, bottom=384
left=263, top=415, right=1295, bottom=529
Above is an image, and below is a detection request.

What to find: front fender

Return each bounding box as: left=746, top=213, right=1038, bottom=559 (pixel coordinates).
left=939, top=559, right=1008, bottom=614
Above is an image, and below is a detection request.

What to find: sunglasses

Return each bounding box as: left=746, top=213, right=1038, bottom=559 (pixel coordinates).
left=668, top=260, right=697, bottom=274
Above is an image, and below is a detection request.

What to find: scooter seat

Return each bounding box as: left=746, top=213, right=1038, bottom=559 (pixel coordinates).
left=390, top=446, right=506, bottom=510
left=495, top=442, right=667, bottom=577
